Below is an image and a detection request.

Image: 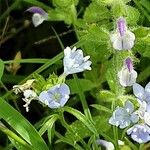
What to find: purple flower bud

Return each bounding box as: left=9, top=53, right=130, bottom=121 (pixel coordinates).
left=117, top=17, right=126, bottom=37
left=26, top=6, right=48, bottom=27
left=26, top=7, right=47, bottom=16
left=110, top=17, right=135, bottom=50
left=125, top=58, right=133, bottom=72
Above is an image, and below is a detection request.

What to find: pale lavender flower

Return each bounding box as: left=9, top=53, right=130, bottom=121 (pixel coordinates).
left=118, top=58, right=137, bottom=87
left=133, top=82, right=150, bottom=106
left=109, top=101, right=139, bottom=129
left=39, top=83, right=70, bottom=108
left=127, top=124, right=150, bottom=143
left=22, top=89, right=37, bottom=112
left=96, top=139, right=114, bottom=150
left=133, top=82, right=150, bottom=125
left=26, top=7, right=48, bottom=27
left=63, top=46, right=92, bottom=75
left=110, top=17, right=135, bottom=50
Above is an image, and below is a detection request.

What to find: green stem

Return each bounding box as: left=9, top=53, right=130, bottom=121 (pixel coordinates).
left=0, top=124, right=31, bottom=149
left=4, top=59, right=49, bottom=64
left=73, top=74, right=93, bottom=121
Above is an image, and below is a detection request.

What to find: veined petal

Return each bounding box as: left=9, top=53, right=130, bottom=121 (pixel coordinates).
left=122, top=36, right=135, bottom=50
left=48, top=101, right=60, bottom=109
left=125, top=100, right=134, bottom=113
left=118, top=67, right=137, bottom=87
left=133, top=83, right=145, bottom=100
left=39, top=91, right=51, bottom=105
left=112, top=37, right=123, bottom=50
left=127, top=124, right=150, bottom=143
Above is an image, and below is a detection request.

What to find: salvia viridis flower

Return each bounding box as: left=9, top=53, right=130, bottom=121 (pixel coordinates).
left=63, top=46, right=92, bottom=75
left=38, top=83, right=70, bottom=108
left=127, top=124, right=150, bottom=143
left=22, top=89, right=37, bottom=112
left=109, top=101, right=139, bottom=129
left=26, top=6, right=48, bottom=27
left=118, top=58, right=137, bottom=87
left=110, top=17, right=135, bottom=50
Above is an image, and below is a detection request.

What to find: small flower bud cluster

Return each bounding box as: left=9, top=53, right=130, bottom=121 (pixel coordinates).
left=13, top=46, right=92, bottom=111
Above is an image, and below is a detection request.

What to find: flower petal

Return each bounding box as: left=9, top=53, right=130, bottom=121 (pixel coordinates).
left=133, top=83, right=145, bottom=100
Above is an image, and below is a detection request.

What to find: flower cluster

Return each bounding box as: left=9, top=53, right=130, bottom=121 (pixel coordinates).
left=109, top=85, right=150, bottom=144
left=13, top=47, right=92, bottom=111
left=110, top=17, right=138, bottom=87
left=109, top=17, right=150, bottom=144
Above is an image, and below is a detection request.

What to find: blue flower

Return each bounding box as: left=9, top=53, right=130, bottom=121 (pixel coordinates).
left=63, top=46, right=92, bottom=75
left=26, top=7, right=48, bottom=27
left=133, top=82, right=150, bottom=106
left=38, top=83, right=70, bottom=108
left=118, top=58, right=137, bottom=87
left=109, top=101, right=139, bottom=129
left=127, top=124, right=150, bottom=143
left=110, top=17, right=135, bottom=50
left=133, top=82, right=150, bottom=124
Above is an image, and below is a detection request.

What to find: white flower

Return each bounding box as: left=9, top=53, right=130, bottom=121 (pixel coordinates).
left=96, top=139, right=114, bottom=150
left=22, top=89, right=37, bottom=112
left=13, top=79, right=35, bottom=94
left=63, top=46, right=92, bottom=75
left=110, top=17, right=135, bottom=50
left=26, top=7, right=48, bottom=27
left=118, top=58, right=137, bottom=87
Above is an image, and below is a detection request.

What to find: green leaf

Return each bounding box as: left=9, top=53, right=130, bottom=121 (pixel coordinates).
left=0, top=59, right=4, bottom=81
left=39, top=114, right=59, bottom=136
left=66, top=79, right=98, bottom=94
left=0, top=98, right=48, bottom=150
left=98, top=90, right=116, bottom=102
left=63, top=106, right=98, bottom=136
left=65, top=116, right=112, bottom=143
left=84, top=2, right=110, bottom=23
left=125, top=6, right=140, bottom=25
left=140, top=0, right=150, bottom=13
left=91, top=104, right=112, bottom=113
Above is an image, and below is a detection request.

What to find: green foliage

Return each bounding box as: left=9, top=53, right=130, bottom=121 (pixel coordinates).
left=1, top=0, right=150, bottom=149
left=83, top=2, right=110, bottom=23
left=0, top=98, right=48, bottom=150
left=0, top=59, right=4, bottom=81
left=66, top=78, right=98, bottom=94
